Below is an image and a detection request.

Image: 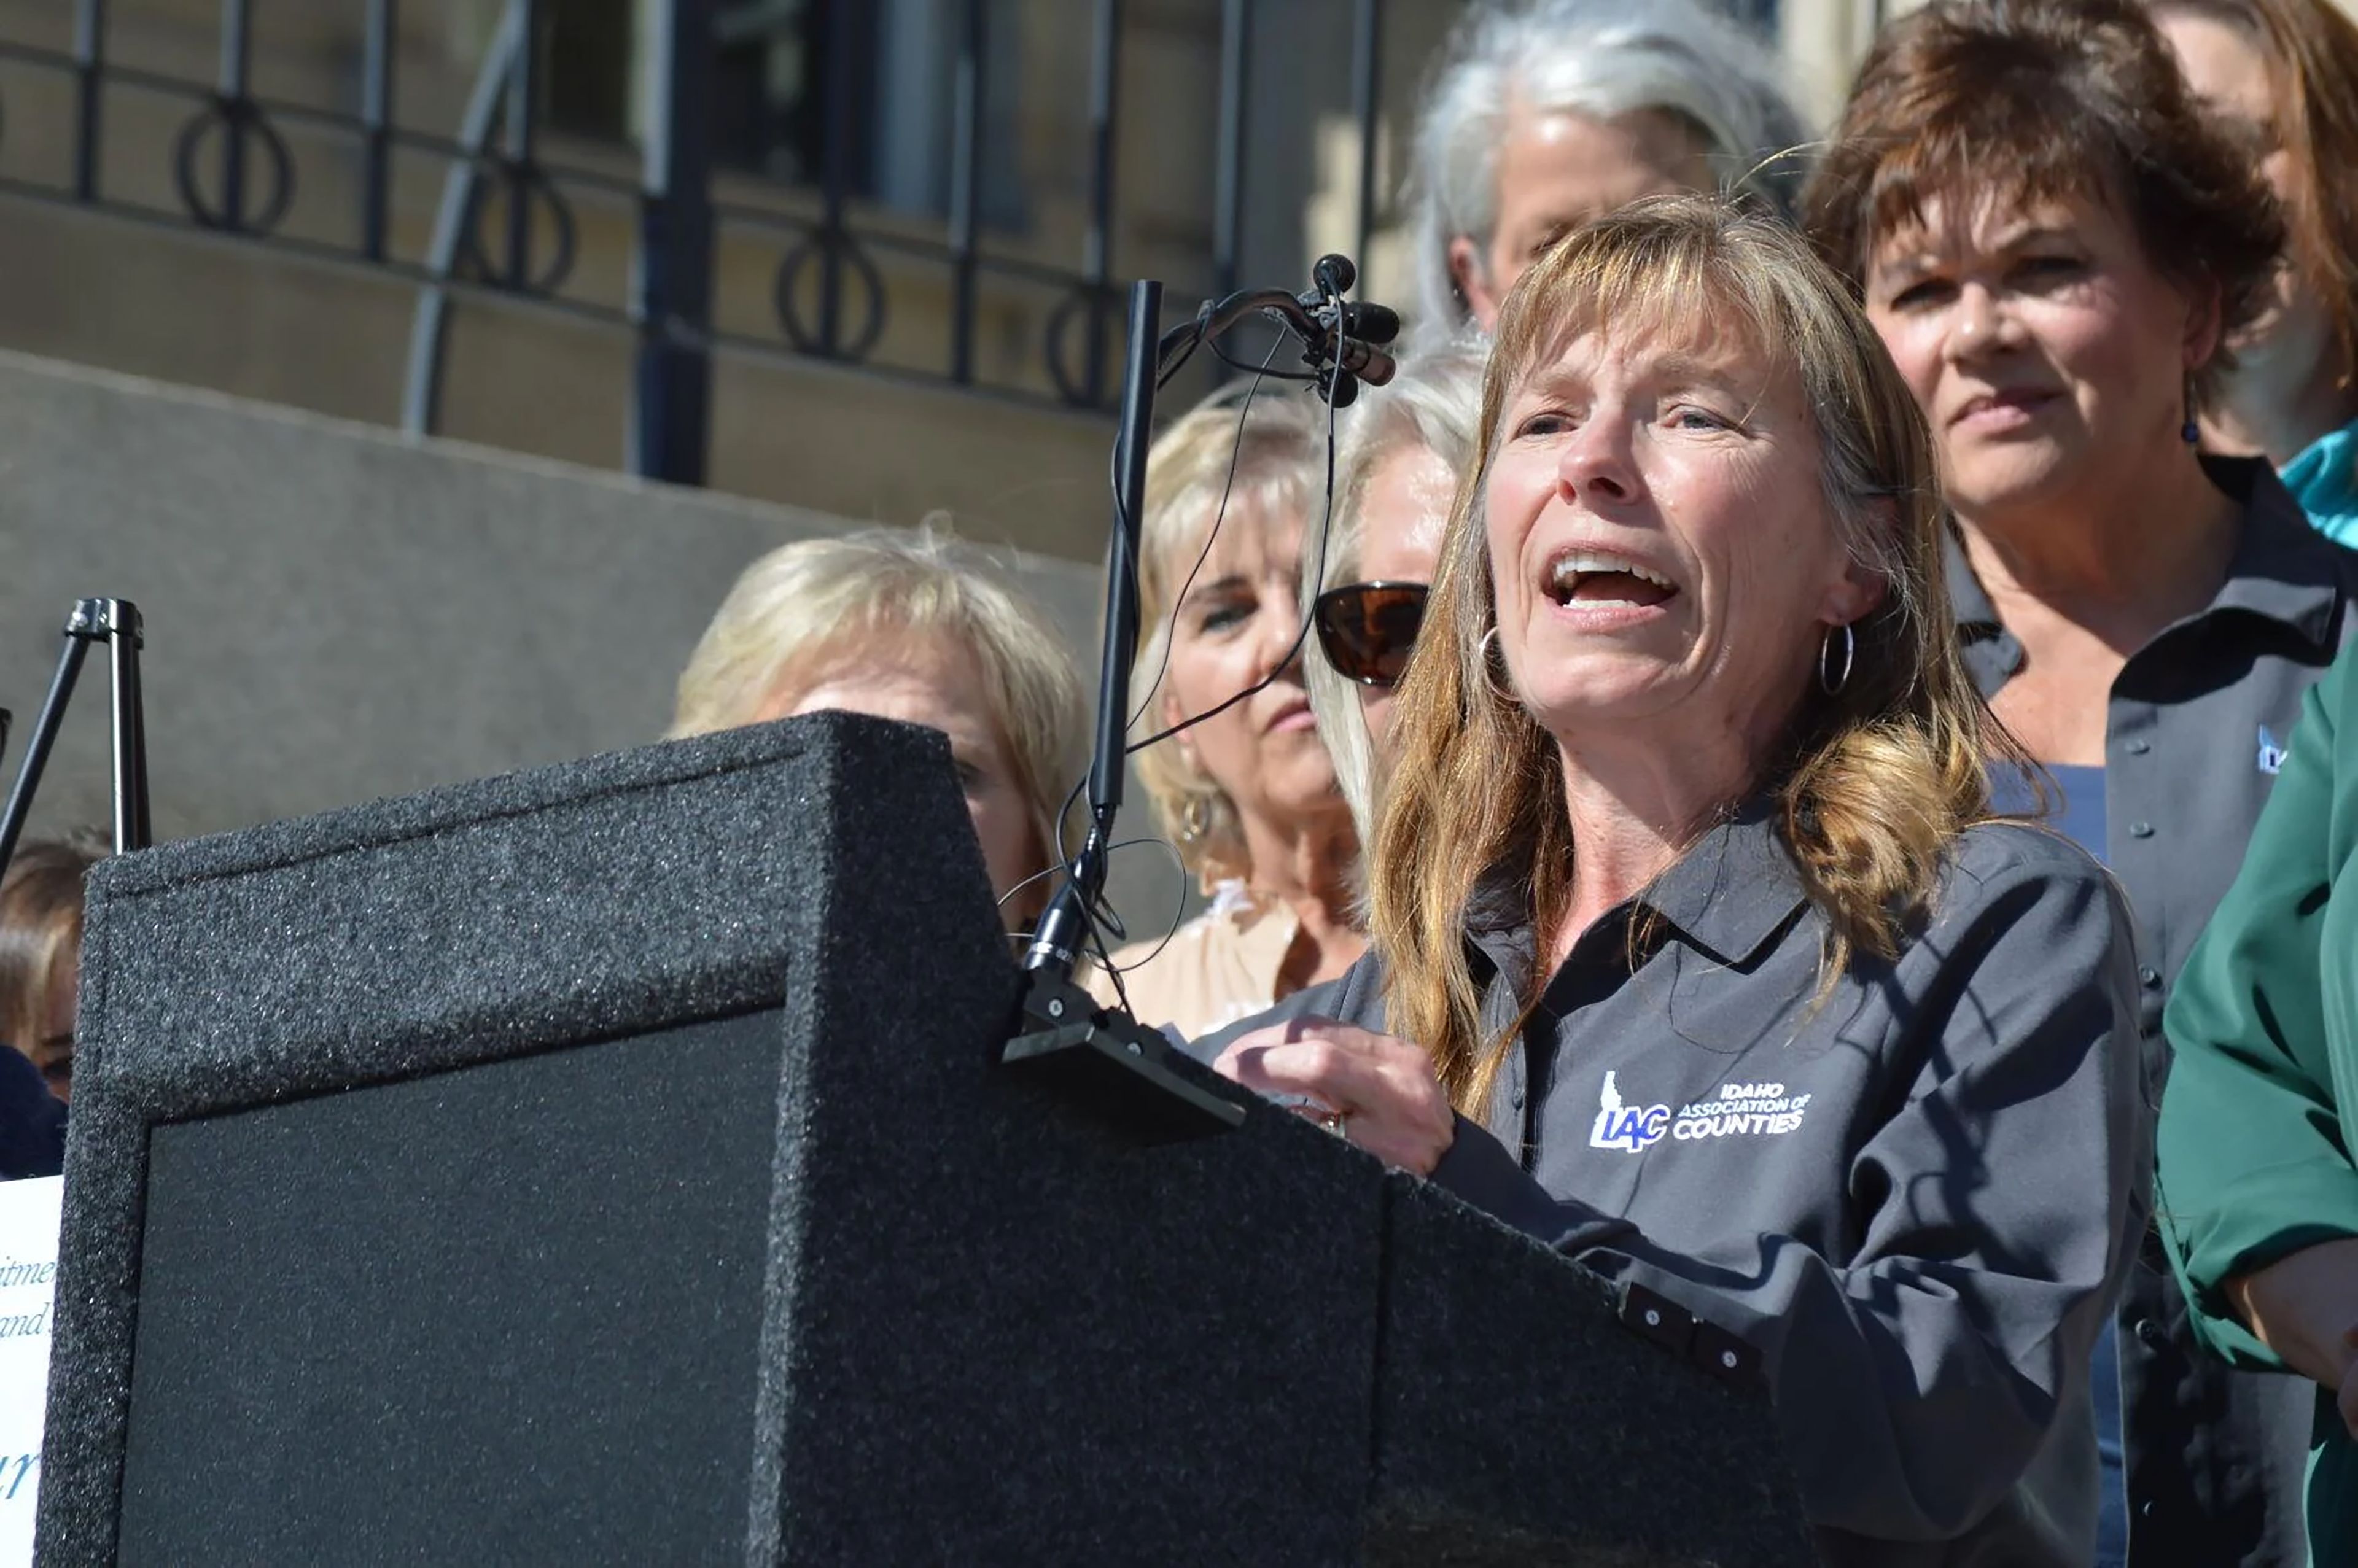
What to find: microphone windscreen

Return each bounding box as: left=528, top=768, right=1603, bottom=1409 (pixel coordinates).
left=1346, top=303, right=1402, bottom=345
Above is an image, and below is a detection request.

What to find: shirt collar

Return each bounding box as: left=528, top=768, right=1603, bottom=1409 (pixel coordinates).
left=1944, top=455, right=2342, bottom=664
left=1638, top=798, right=1811, bottom=968
left=1464, top=797, right=1810, bottom=975
left=1945, top=525, right=2003, bottom=641
left=2204, top=456, right=2344, bottom=646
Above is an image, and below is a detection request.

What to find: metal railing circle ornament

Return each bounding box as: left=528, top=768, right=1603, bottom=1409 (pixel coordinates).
left=1045, top=281, right=1124, bottom=407
left=771, top=228, right=886, bottom=360
left=171, top=95, right=295, bottom=236
left=455, top=155, right=578, bottom=297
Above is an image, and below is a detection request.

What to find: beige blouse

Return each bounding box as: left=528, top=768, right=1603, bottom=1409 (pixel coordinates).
left=1084, top=880, right=1302, bottom=1045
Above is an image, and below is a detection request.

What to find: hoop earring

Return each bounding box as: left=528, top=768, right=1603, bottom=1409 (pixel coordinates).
left=1478, top=626, right=1517, bottom=704
left=1178, top=796, right=1209, bottom=845
left=1818, top=621, right=1856, bottom=696
left=2182, top=376, right=2200, bottom=446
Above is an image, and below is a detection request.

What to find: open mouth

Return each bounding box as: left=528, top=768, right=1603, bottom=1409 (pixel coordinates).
left=1546, top=549, right=1678, bottom=610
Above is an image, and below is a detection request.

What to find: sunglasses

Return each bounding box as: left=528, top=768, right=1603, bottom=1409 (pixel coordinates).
left=1313, top=581, right=1430, bottom=688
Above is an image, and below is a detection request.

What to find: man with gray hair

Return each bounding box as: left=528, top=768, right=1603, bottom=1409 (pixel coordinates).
left=1407, top=0, right=1808, bottom=338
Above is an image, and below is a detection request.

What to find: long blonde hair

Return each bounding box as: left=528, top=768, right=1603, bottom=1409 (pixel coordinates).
left=1372, top=196, right=1996, bottom=1115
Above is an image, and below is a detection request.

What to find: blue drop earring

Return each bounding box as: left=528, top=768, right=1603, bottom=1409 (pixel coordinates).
left=2182, top=377, right=2201, bottom=446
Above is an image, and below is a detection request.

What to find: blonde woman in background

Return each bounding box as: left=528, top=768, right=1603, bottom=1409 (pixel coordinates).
left=671, top=524, right=1087, bottom=930
left=1306, top=343, right=1487, bottom=852
left=1088, top=388, right=1363, bottom=1041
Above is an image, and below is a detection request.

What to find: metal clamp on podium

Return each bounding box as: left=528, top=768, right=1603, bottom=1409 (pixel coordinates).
left=1001, top=969, right=1244, bottom=1144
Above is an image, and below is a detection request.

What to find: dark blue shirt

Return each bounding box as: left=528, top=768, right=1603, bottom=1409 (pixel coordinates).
left=1992, top=764, right=2107, bottom=865
left=0, top=1047, right=63, bottom=1180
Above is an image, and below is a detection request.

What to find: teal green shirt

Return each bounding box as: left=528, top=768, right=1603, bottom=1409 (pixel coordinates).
left=2284, top=421, right=2358, bottom=546
left=2162, top=646, right=2358, bottom=1564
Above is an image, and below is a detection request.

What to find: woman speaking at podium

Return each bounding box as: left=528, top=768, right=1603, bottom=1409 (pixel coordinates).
left=1207, top=198, right=2145, bottom=1563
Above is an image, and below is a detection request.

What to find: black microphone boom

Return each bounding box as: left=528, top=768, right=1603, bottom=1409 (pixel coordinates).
left=1003, top=279, right=1245, bottom=1144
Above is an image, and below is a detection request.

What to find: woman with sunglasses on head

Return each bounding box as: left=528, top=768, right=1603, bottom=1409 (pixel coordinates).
left=2154, top=0, right=2358, bottom=542
left=1308, top=343, right=1487, bottom=850
left=1805, top=2, right=2358, bottom=1562
left=1205, top=196, right=2144, bottom=1561
left=1084, top=388, right=1364, bottom=1043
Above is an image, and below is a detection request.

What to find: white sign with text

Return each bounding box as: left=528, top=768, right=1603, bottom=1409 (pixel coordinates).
left=0, top=1178, right=60, bottom=1568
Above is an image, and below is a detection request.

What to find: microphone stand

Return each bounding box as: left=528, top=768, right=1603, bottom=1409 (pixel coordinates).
left=1002, top=280, right=1244, bottom=1143
left=1000, top=262, right=1397, bottom=1143
left=0, top=599, right=153, bottom=882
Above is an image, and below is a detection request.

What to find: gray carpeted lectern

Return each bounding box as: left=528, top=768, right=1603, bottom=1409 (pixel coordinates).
left=34, top=713, right=1808, bottom=1564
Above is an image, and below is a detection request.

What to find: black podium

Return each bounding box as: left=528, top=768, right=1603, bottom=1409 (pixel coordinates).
left=34, top=714, right=1808, bottom=1564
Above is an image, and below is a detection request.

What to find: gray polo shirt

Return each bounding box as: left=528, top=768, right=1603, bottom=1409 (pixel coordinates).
left=1951, top=456, right=2358, bottom=1568
left=1203, top=809, right=2146, bottom=1565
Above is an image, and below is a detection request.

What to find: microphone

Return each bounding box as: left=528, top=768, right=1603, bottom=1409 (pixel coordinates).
left=1294, top=255, right=1401, bottom=400
left=1310, top=255, right=1399, bottom=403
left=1340, top=301, right=1401, bottom=346
left=1340, top=341, right=1397, bottom=387
left=1298, top=258, right=1399, bottom=345
left=1219, top=254, right=1400, bottom=406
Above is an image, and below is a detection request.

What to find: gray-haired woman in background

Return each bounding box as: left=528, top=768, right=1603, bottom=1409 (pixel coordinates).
left=1307, top=344, right=1486, bottom=852
left=1406, top=0, right=1808, bottom=340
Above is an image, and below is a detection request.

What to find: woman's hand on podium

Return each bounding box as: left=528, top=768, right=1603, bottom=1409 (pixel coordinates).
left=1213, top=1015, right=1454, bottom=1175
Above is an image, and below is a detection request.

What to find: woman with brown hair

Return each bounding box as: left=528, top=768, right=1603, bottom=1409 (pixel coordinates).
left=2155, top=0, right=2358, bottom=540
left=1208, top=196, right=2144, bottom=1563
left=1804, top=2, right=2358, bottom=1560
left=0, top=829, right=105, bottom=1101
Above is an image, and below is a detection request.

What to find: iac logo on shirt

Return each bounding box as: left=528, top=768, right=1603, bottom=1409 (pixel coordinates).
left=1589, top=1071, right=1670, bottom=1152
left=1590, top=1071, right=1811, bottom=1154
left=2258, top=726, right=2288, bottom=776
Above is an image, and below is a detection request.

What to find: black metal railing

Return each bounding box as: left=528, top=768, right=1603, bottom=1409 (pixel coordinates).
left=0, top=0, right=1403, bottom=487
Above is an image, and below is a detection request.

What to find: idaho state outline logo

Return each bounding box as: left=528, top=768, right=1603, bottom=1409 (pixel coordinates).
left=1588, top=1070, right=1670, bottom=1152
